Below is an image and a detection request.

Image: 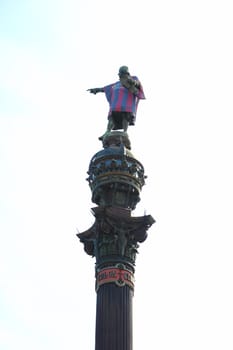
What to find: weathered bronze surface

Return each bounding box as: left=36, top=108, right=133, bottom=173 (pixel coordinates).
left=78, top=206, right=154, bottom=270
left=86, top=135, right=146, bottom=210
left=78, top=68, right=154, bottom=350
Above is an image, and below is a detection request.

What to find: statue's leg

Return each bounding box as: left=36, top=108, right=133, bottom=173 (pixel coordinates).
left=99, top=116, right=114, bottom=140
left=107, top=117, right=114, bottom=132
left=122, top=117, right=129, bottom=132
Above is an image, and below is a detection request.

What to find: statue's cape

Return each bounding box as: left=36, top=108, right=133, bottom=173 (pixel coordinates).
left=103, top=76, right=145, bottom=117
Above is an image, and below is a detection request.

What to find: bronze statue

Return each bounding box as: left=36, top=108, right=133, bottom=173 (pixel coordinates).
left=87, top=66, right=145, bottom=140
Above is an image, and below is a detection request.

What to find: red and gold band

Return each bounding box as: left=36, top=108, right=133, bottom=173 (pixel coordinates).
left=96, top=266, right=134, bottom=291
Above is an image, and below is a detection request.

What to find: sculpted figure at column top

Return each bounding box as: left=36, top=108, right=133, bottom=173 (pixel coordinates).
left=87, top=66, right=145, bottom=140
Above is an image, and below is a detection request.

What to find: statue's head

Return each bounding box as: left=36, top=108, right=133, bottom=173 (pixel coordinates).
left=118, top=66, right=130, bottom=77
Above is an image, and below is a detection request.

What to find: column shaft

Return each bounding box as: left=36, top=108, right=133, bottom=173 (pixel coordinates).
left=95, top=284, right=133, bottom=350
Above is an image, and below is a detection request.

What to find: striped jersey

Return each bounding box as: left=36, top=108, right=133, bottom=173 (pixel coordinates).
left=103, top=76, right=145, bottom=117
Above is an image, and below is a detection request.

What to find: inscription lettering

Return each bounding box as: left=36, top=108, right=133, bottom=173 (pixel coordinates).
left=96, top=267, right=134, bottom=291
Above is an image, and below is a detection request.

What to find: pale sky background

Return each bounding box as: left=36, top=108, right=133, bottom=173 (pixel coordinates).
left=0, top=0, right=233, bottom=349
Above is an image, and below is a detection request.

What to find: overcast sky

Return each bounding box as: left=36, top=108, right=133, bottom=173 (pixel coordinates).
left=0, top=0, right=233, bottom=349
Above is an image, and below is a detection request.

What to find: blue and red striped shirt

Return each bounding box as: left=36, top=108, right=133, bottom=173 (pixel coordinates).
left=103, top=76, right=145, bottom=117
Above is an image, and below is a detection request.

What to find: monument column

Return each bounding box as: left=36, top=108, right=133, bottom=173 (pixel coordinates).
left=78, top=132, right=155, bottom=350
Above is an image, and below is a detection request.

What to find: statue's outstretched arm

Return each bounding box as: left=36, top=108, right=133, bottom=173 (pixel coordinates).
left=87, top=88, right=104, bottom=94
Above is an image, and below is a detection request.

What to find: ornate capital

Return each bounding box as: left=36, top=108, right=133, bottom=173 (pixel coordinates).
left=77, top=207, right=155, bottom=269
